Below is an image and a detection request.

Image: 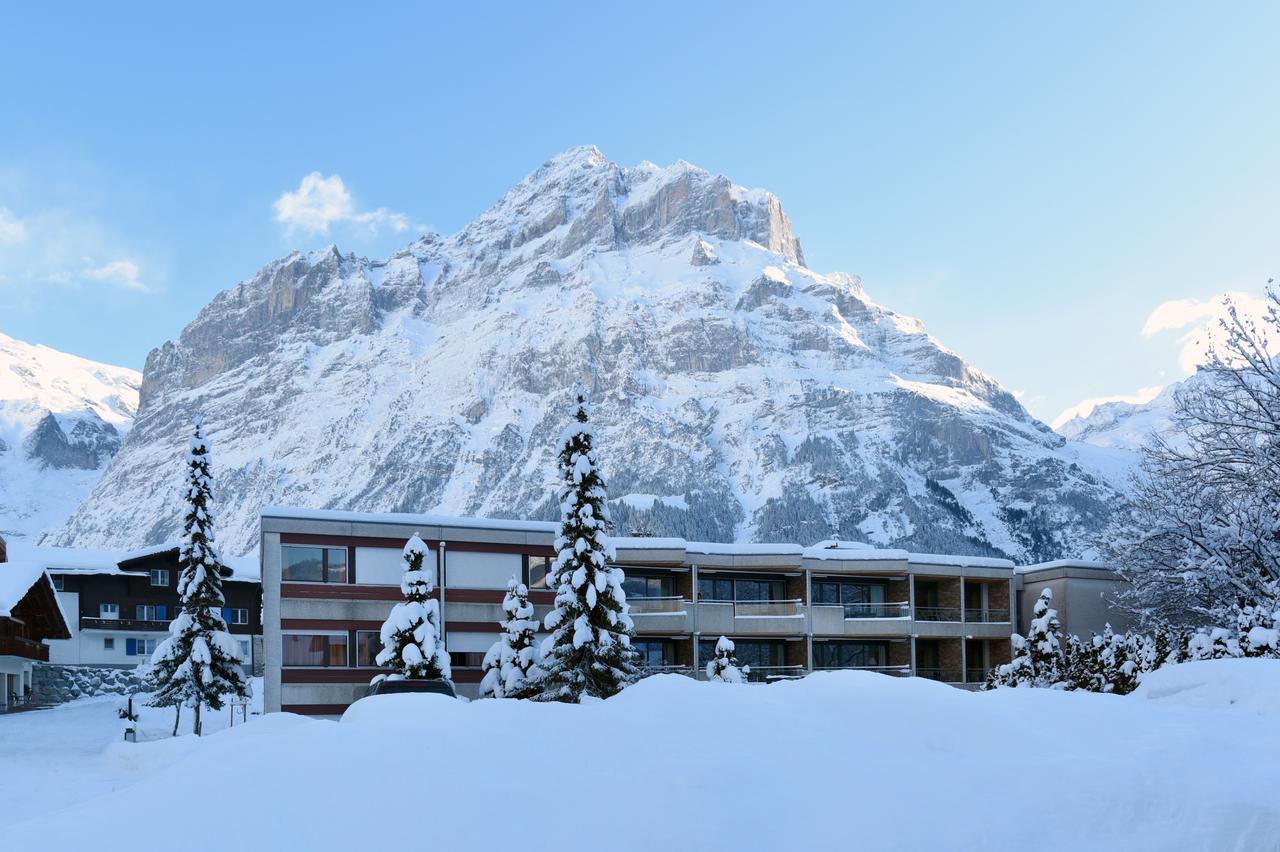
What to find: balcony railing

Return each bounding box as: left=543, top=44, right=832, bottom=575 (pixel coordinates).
left=744, top=665, right=807, bottom=683
left=812, top=665, right=911, bottom=677
left=914, top=606, right=962, bottom=623
left=841, top=601, right=910, bottom=620
left=963, top=608, right=1010, bottom=623
left=80, top=617, right=170, bottom=632
left=916, top=668, right=964, bottom=683
left=0, top=636, right=49, bottom=661
left=628, top=597, right=690, bottom=615
left=637, top=664, right=694, bottom=677
left=965, top=667, right=994, bottom=684
left=731, top=599, right=804, bottom=619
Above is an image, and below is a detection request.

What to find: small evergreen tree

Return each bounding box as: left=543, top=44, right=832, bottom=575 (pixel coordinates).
left=986, top=588, right=1064, bottom=689
left=1236, top=601, right=1280, bottom=658
left=147, top=418, right=247, bottom=736
left=375, top=534, right=450, bottom=680
left=705, top=636, right=745, bottom=684
left=1061, top=633, right=1095, bottom=691
left=524, top=387, right=639, bottom=702
left=479, top=576, right=541, bottom=698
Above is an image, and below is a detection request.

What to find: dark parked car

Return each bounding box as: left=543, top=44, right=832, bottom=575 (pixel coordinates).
left=365, top=677, right=457, bottom=699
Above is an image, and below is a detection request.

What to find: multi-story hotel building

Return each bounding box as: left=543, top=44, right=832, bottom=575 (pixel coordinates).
left=260, top=507, right=1017, bottom=713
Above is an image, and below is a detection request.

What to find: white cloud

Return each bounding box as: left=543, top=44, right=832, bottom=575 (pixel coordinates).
left=0, top=207, right=27, bottom=243
left=83, top=259, right=145, bottom=292
left=1051, top=385, right=1164, bottom=430
left=273, top=172, right=415, bottom=237
left=1142, top=290, right=1272, bottom=373
left=0, top=206, right=149, bottom=293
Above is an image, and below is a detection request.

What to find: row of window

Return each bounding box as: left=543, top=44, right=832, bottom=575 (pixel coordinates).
left=51, top=568, right=171, bottom=592
left=95, top=636, right=252, bottom=659
left=281, top=632, right=486, bottom=669
left=281, top=545, right=558, bottom=590
left=94, top=603, right=249, bottom=624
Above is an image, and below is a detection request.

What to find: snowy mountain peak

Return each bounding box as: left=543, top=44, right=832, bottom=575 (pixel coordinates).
left=50, top=149, right=1119, bottom=559
left=0, top=332, right=140, bottom=541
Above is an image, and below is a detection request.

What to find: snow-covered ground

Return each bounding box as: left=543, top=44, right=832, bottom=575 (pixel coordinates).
left=1, top=663, right=1276, bottom=851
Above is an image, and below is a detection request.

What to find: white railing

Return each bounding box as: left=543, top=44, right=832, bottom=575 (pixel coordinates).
left=811, top=665, right=911, bottom=677
left=840, top=601, right=910, bottom=620
left=730, top=599, right=804, bottom=618
left=628, top=596, right=690, bottom=614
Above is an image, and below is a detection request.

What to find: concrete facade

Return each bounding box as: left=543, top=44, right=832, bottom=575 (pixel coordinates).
left=1016, top=561, right=1135, bottom=638
left=261, top=507, right=1019, bottom=714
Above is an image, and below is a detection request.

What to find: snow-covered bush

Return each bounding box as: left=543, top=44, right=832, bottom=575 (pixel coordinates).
left=521, top=387, right=639, bottom=702
left=375, top=534, right=450, bottom=680
left=478, top=576, right=541, bottom=698
left=146, top=417, right=247, bottom=736
left=705, top=636, right=744, bottom=684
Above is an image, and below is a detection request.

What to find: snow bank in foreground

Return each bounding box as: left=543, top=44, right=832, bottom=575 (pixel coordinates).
left=1131, top=658, right=1280, bottom=714
left=4, top=665, right=1279, bottom=851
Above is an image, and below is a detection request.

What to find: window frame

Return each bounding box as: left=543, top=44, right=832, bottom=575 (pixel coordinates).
left=281, top=545, right=351, bottom=584
left=149, top=568, right=170, bottom=587
left=281, top=631, right=350, bottom=668
left=103, top=637, right=115, bottom=651
left=354, top=630, right=384, bottom=668
left=223, top=607, right=249, bottom=625
left=99, top=602, right=119, bottom=619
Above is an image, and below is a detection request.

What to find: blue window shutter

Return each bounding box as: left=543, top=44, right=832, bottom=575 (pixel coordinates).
left=221, top=607, right=231, bottom=622
left=126, top=638, right=137, bottom=656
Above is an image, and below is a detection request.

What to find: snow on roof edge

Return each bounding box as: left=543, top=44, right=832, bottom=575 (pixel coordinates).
left=1017, top=559, right=1115, bottom=574
left=261, top=505, right=558, bottom=533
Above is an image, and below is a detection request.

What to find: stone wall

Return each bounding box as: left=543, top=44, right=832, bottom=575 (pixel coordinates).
left=32, top=664, right=148, bottom=704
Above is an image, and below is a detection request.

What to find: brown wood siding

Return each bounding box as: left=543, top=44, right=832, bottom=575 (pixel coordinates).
left=281, top=618, right=386, bottom=631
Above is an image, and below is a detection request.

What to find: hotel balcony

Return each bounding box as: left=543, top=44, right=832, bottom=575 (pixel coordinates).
left=810, top=601, right=912, bottom=637
left=627, top=596, right=693, bottom=634
left=695, top=599, right=807, bottom=635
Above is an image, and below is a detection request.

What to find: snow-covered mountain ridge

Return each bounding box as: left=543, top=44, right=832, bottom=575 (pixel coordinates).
left=0, top=331, right=140, bottom=542
left=50, top=146, right=1120, bottom=559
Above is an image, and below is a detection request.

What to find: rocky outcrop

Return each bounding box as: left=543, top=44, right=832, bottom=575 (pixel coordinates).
left=49, top=147, right=1119, bottom=561
left=32, top=664, right=149, bottom=704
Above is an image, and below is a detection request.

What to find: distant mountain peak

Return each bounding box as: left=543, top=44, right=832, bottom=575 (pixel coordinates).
left=49, top=149, right=1117, bottom=560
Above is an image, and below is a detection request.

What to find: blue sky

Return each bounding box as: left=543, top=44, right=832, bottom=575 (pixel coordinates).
left=1, top=2, right=1276, bottom=425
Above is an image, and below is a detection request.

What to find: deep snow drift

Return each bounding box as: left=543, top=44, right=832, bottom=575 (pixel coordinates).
left=3, top=661, right=1277, bottom=851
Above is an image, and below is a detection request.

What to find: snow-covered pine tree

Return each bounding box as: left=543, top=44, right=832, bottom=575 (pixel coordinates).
left=989, top=587, right=1066, bottom=689
left=1061, top=633, right=1095, bottom=692
left=525, top=386, right=639, bottom=702
left=478, top=576, right=541, bottom=698
left=1026, top=587, right=1065, bottom=687
left=375, top=534, right=451, bottom=681
left=705, top=635, right=745, bottom=683
left=147, top=417, right=247, bottom=736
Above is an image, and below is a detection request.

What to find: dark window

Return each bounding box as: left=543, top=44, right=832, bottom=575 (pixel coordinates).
left=103, top=637, right=114, bottom=650
left=733, top=579, right=784, bottom=602
left=696, top=577, right=733, bottom=601
left=355, top=631, right=384, bottom=667
left=814, top=579, right=888, bottom=605
left=916, top=581, right=940, bottom=608
left=965, top=583, right=983, bottom=610
left=622, top=573, right=675, bottom=599
left=52, top=575, right=65, bottom=591
left=917, top=642, right=941, bottom=669
left=633, top=639, right=674, bottom=668
left=699, top=639, right=784, bottom=669
left=282, top=633, right=348, bottom=667
left=136, top=604, right=167, bottom=621
left=527, top=556, right=552, bottom=590
left=813, top=641, right=888, bottom=669
left=282, top=546, right=349, bottom=583
left=149, top=569, right=169, bottom=587
left=453, top=652, right=486, bottom=668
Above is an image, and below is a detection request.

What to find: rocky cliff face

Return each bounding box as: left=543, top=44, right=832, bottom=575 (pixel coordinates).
left=0, top=332, right=139, bottom=541
left=49, top=146, right=1120, bottom=559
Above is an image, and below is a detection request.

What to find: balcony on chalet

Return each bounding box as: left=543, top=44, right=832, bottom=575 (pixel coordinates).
left=80, top=617, right=171, bottom=632
left=0, top=635, right=50, bottom=662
